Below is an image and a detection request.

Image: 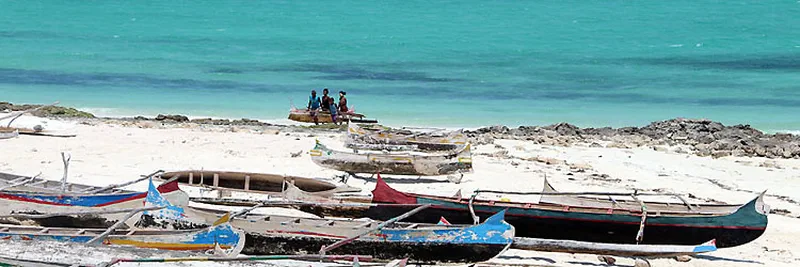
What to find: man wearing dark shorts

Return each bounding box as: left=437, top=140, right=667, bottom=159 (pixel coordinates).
left=307, top=90, right=321, bottom=125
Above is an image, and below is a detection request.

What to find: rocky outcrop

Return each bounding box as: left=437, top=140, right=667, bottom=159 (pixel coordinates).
left=0, top=102, right=95, bottom=118
left=468, top=118, right=800, bottom=159
left=155, top=114, right=189, bottom=122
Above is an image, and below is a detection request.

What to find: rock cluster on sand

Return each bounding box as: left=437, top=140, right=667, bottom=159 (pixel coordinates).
left=134, top=114, right=274, bottom=127
left=468, top=118, right=800, bottom=159
left=0, top=102, right=95, bottom=118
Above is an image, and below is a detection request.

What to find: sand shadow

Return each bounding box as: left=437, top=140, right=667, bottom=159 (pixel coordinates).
left=565, top=261, right=634, bottom=267
left=496, top=255, right=557, bottom=264
left=694, top=254, right=764, bottom=264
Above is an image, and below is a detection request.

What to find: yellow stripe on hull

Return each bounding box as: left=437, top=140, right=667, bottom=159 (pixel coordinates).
left=107, top=239, right=232, bottom=250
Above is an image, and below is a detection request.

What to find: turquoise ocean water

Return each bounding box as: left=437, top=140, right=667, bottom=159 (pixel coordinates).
left=1, top=1, right=799, bottom=131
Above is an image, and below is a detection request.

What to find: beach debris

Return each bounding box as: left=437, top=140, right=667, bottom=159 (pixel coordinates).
left=633, top=258, right=651, bottom=267
left=446, top=173, right=464, bottom=184
left=597, top=255, right=616, bottom=265
left=290, top=150, right=303, bottom=157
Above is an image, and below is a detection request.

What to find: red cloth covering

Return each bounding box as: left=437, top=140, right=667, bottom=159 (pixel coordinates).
left=157, top=180, right=180, bottom=193
left=370, top=173, right=417, bottom=204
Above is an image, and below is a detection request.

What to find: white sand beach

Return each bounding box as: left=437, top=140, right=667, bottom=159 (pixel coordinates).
left=0, top=115, right=798, bottom=267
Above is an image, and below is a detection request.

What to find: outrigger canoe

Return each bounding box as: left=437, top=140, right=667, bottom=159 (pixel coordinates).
left=289, top=107, right=377, bottom=124
left=135, top=179, right=513, bottom=264
left=158, top=183, right=718, bottom=261
left=310, top=140, right=472, bottom=176
left=366, top=176, right=768, bottom=248
left=0, top=220, right=244, bottom=254
left=0, top=180, right=187, bottom=228
left=346, top=124, right=465, bottom=151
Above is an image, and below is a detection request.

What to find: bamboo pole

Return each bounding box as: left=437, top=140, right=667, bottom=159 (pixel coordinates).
left=86, top=206, right=164, bottom=244
left=230, top=203, right=266, bottom=219
left=475, top=189, right=687, bottom=198
left=84, top=170, right=165, bottom=194
left=189, top=198, right=424, bottom=208
left=6, top=206, right=164, bottom=219
left=0, top=175, right=38, bottom=191
left=60, top=152, right=70, bottom=193
left=320, top=204, right=431, bottom=255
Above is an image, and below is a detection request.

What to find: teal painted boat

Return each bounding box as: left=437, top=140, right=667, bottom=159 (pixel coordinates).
left=367, top=175, right=768, bottom=248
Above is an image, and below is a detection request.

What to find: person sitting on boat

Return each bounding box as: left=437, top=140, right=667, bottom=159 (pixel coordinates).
left=307, top=90, right=321, bottom=125
left=321, top=88, right=332, bottom=112
left=338, top=91, right=348, bottom=114
left=328, top=97, right=338, bottom=125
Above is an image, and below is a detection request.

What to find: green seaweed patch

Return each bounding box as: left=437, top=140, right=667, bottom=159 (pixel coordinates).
left=0, top=102, right=95, bottom=118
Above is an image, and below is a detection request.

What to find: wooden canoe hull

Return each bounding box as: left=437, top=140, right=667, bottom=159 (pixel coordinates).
left=201, top=209, right=512, bottom=263
left=368, top=177, right=767, bottom=248
left=347, top=124, right=466, bottom=147
left=139, top=200, right=512, bottom=263
left=288, top=108, right=367, bottom=124
left=310, top=141, right=472, bottom=176
left=539, top=178, right=742, bottom=214
left=0, top=223, right=244, bottom=253
left=0, top=181, right=187, bottom=228
left=160, top=170, right=356, bottom=194
left=244, top=234, right=508, bottom=263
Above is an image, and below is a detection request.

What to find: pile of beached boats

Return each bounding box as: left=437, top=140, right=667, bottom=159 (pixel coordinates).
left=0, top=125, right=771, bottom=266
left=309, top=124, right=473, bottom=177
left=0, top=163, right=767, bottom=267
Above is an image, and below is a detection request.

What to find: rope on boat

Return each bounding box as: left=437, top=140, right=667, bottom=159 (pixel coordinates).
left=469, top=192, right=480, bottom=225
left=634, top=193, right=648, bottom=244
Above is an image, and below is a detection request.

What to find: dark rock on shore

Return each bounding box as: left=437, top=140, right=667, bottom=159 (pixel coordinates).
left=139, top=114, right=273, bottom=127
left=155, top=114, right=189, bottom=122
left=0, top=102, right=95, bottom=118
left=468, top=118, right=800, bottom=159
